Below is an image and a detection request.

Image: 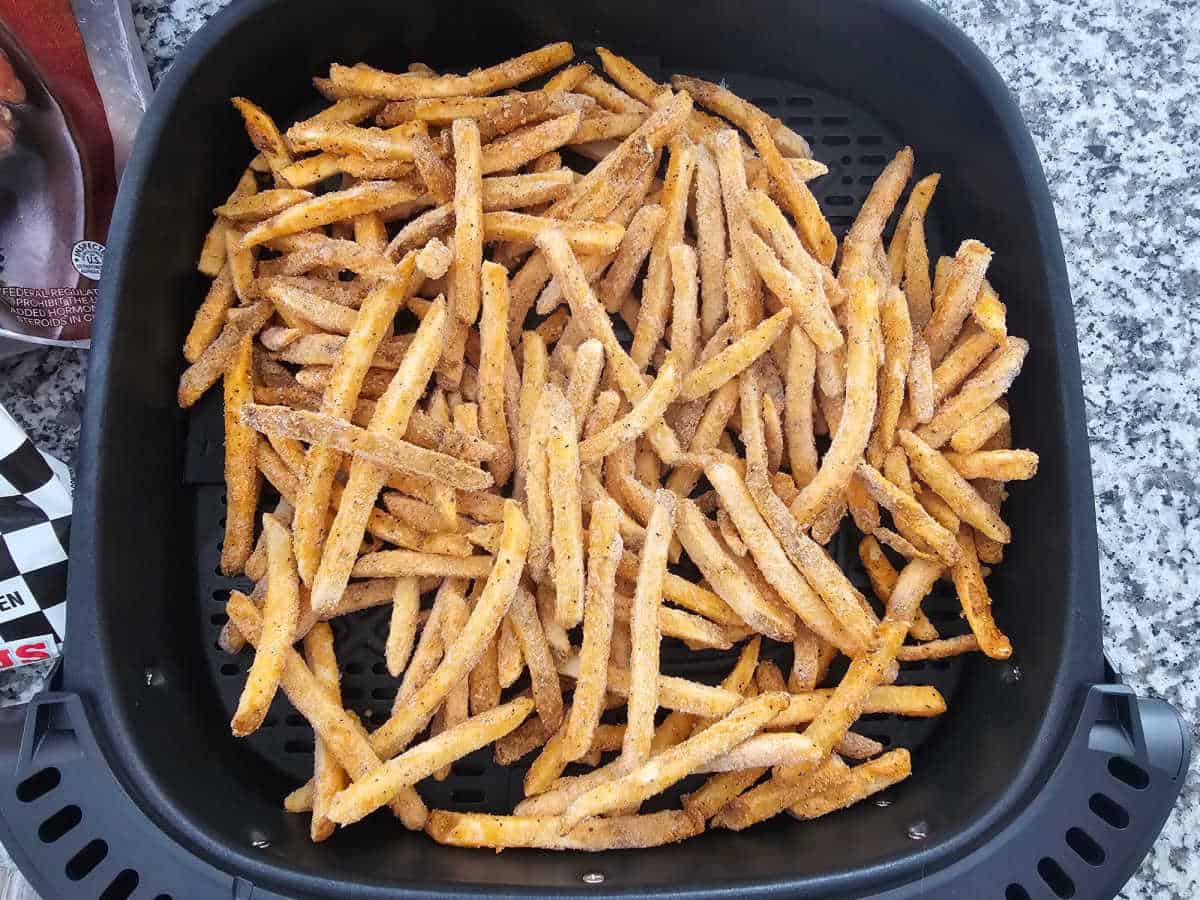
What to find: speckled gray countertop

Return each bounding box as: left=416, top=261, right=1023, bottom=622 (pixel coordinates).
left=0, top=0, right=1195, bottom=896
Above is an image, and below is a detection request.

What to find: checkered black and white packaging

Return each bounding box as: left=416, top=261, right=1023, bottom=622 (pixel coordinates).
left=0, top=406, right=70, bottom=669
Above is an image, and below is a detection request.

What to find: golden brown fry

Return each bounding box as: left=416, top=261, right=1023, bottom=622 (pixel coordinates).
left=565, top=692, right=791, bottom=830
left=887, top=173, right=940, bottom=281
left=904, top=216, right=934, bottom=329
left=789, top=749, right=911, bottom=820
left=711, top=753, right=849, bottom=831
left=671, top=74, right=811, bottom=158
left=783, top=326, right=819, bottom=487
left=790, top=277, right=880, bottom=525
left=546, top=388, right=585, bottom=627
left=310, top=297, right=447, bottom=606
left=178, top=301, right=274, bottom=408
left=481, top=110, right=582, bottom=173
left=564, top=339, right=605, bottom=429
left=232, top=514, right=299, bottom=736
left=509, top=586, right=564, bottom=733
left=426, top=809, right=701, bottom=850
left=304, top=623, right=346, bottom=842
left=241, top=180, right=423, bottom=248
left=840, top=147, right=913, bottom=285
left=949, top=402, right=1011, bottom=454
left=329, top=698, right=534, bottom=825
left=678, top=308, right=792, bottom=402
left=899, top=430, right=1011, bottom=543
left=448, top=118, right=485, bottom=326
left=478, top=262, right=514, bottom=486
left=580, top=355, right=682, bottom=461
left=328, top=43, right=575, bottom=100
left=598, top=203, right=666, bottom=312
left=745, top=116, right=834, bottom=266
left=942, top=449, right=1038, bottom=482
left=856, top=462, right=961, bottom=565
left=631, top=135, right=697, bottom=367
left=873, top=285, right=914, bottom=457
left=385, top=576, right=420, bottom=677
left=231, top=97, right=292, bottom=182
left=221, top=336, right=260, bottom=574
left=897, top=633, right=981, bottom=660
left=693, top=143, right=728, bottom=340
left=622, top=489, right=678, bottom=766
left=907, top=335, right=936, bottom=423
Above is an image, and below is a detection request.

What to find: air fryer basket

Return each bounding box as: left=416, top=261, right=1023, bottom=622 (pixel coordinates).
left=0, top=1, right=1188, bottom=898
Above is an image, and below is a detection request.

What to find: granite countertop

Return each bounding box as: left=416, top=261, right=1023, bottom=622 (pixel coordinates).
left=0, top=0, right=1195, bottom=896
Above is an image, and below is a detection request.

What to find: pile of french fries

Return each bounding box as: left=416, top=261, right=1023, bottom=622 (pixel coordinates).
left=178, top=42, right=1039, bottom=851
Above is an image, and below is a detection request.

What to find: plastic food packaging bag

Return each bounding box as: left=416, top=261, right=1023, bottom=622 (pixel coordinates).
left=0, top=405, right=71, bottom=670
left=0, top=0, right=151, bottom=356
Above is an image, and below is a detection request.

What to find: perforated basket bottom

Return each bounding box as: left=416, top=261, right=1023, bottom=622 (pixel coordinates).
left=189, top=62, right=969, bottom=815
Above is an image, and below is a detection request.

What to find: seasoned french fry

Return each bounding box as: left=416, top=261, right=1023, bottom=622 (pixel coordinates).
left=907, top=335, right=935, bottom=423
left=856, top=462, right=961, bottom=565
left=949, top=402, right=1010, bottom=454
left=477, top=261, right=514, bottom=486
left=564, top=339, right=605, bottom=430
left=562, top=498, right=621, bottom=761
left=328, top=43, right=575, bottom=100
left=580, top=355, right=681, bottom=461
left=231, top=97, right=292, bottom=182
left=546, top=388, right=585, bottom=627
left=678, top=308, right=791, bottom=402
left=898, top=633, right=981, bottom=660
left=790, top=277, right=880, bottom=525
left=904, top=216, right=934, bottom=328
left=426, top=809, right=702, bottom=850
left=385, top=576, right=420, bottom=677
left=622, top=489, right=677, bottom=766
left=692, top=144, right=728, bottom=341
left=872, top=285, right=914, bottom=457
left=839, top=147, right=913, bottom=286
left=942, top=449, right=1038, bottom=482
left=784, top=326, right=818, bottom=486
left=887, top=173, right=940, bottom=281
left=746, top=116, right=835, bottom=266
left=922, top=239, right=994, bottom=363
left=232, top=514, right=300, bottom=736
left=221, top=336, right=260, bottom=574
left=184, top=266, right=236, bottom=363
left=178, top=301, right=274, bottom=408
left=510, top=586, right=565, bottom=733
left=330, top=698, right=535, bottom=825
left=598, top=202, right=665, bottom=312
left=789, top=749, right=911, bottom=820
left=671, top=74, right=811, bottom=158
left=668, top=243, right=701, bottom=372
left=304, top=622, right=347, bottom=842
left=241, top=180, right=424, bottom=248
left=899, top=430, right=1010, bottom=543
left=564, top=692, right=791, bottom=829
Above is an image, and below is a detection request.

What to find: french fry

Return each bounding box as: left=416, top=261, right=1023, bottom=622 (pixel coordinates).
left=220, top=336, right=260, bottom=574
left=562, top=498, right=622, bottom=761
left=707, top=459, right=867, bottom=655
left=856, top=462, right=961, bottom=565
left=907, top=335, right=935, bottom=423
left=789, top=749, right=911, bottom=820
left=887, top=173, right=940, bottom=281
left=214, top=188, right=313, bottom=221
left=622, top=489, right=677, bottom=766
left=308, top=296, right=447, bottom=608
left=395, top=579, right=457, bottom=705
left=497, top=615, right=524, bottom=688
left=371, top=501, right=529, bottom=758
left=241, top=180, right=424, bottom=248
left=784, top=326, right=818, bottom=486
left=580, top=355, right=682, bottom=461
left=225, top=592, right=428, bottom=828
left=232, top=514, right=300, bottom=736
left=514, top=331, right=548, bottom=500
left=951, top=524, right=1014, bottom=659
left=746, top=116, right=835, bottom=266
left=328, top=43, right=574, bottom=100
left=509, top=586, right=565, bottom=733
left=674, top=498, right=795, bottom=642
left=693, top=144, right=728, bottom=340
left=564, top=339, right=605, bottom=429
left=711, top=754, right=850, bottom=831
left=329, top=698, right=535, bottom=825
left=678, top=308, right=792, bottom=401
left=426, top=809, right=702, bottom=851
left=598, top=203, right=665, bottom=312
left=199, top=168, right=256, bottom=276
left=904, top=216, right=934, bottom=329
left=899, top=430, right=1011, bottom=543
left=178, top=301, right=275, bottom=408
left=481, top=110, right=582, bottom=173
left=931, top=326, right=1003, bottom=405
left=668, top=243, right=701, bottom=372
left=682, top=768, right=766, bottom=822
left=546, top=388, right=585, bottom=627
left=231, top=97, right=292, bottom=182
left=385, top=576, right=420, bottom=677
left=790, top=277, right=880, bottom=525
left=898, top=633, right=981, bottom=660
left=699, top=732, right=823, bottom=772
left=840, top=147, right=913, bottom=286
left=524, top=380, right=556, bottom=580
left=949, top=402, right=1010, bottom=454
left=477, top=262, right=514, bottom=486
left=184, top=266, right=236, bottom=362
left=448, top=118, right=485, bottom=328
left=873, top=285, right=914, bottom=456
left=942, top=449, right=1038, bottom=482
left=631, top=135, right=697, bottom=367
left=286, top=119, right=428, bottom=159
left=922, top=239, right=994, bottom=363
left=563, top=692, right=791, bottom=829
left=304, top=622, right=347, bottom=842
left=671, top=74, right=811, bottom=158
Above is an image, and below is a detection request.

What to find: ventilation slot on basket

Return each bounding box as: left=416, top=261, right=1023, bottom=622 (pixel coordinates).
left=1089, top=792, right=1130, bottom=829
left=65, top=838, right=108, bottom=881
left=1065, top=827, right=1105, bottom=866
left=1005, top=884, right=1031, bottom=900
left=99, top=869, right=139, bottom=900
left=1107, top=756, right=1149, bottom=789
left=16, top=767, right=61, bottom=802
left=38, top=805, right=81, bottom=843
left=1037, top=857, right=1074, bottom=898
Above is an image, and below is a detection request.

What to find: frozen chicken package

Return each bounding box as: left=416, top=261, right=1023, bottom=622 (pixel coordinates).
left=0, top=0, right=151, bottom=354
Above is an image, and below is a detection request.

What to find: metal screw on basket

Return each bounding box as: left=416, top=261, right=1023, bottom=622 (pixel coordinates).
left=906, top=821, right=929, bottom=841
left=581, top=872, right=605, bottom=885
left=143, top=668, right=165, bottom=687
left=1001, top=663, right=1023, bottom=685
left=875, top=798, right=892, bottom=808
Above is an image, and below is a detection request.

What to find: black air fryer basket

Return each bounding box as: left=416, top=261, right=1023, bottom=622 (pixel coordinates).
left=0, top=1, right=1189, bottom=898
